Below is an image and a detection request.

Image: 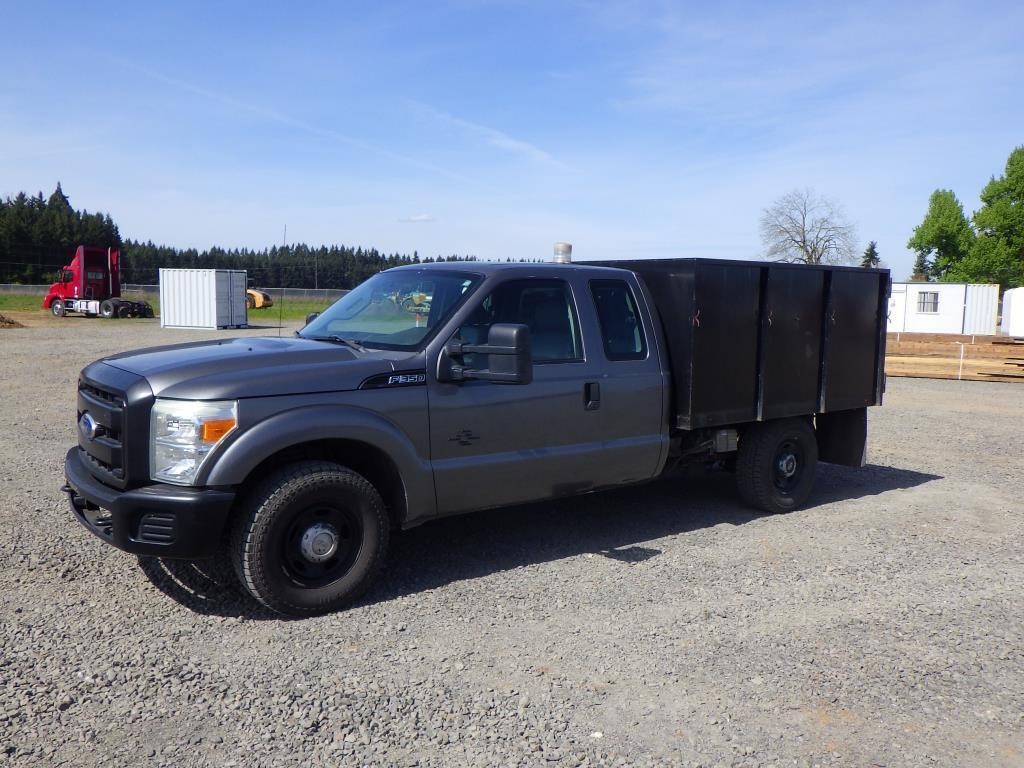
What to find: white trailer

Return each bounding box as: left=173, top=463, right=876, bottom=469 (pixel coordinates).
left=159, top=269, right=248, bottom=329
left=887, top=282, right=998, bottom=335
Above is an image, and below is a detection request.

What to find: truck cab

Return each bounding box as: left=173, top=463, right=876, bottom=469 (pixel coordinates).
left=44, top=246, right=152, bottom=319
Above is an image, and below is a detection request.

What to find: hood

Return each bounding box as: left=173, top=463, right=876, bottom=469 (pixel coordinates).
left=102, top=336, right=407, bottom=399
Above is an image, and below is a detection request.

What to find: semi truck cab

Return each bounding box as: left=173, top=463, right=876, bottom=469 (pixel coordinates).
left=44, top=246, right=153, bottom=319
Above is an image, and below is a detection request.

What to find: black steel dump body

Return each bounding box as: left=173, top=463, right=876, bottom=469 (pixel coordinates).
left=589, top=259, right=889, bottom=431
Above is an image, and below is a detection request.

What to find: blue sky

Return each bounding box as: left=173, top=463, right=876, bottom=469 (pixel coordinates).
left=2, top=1, right=1022, bottom=279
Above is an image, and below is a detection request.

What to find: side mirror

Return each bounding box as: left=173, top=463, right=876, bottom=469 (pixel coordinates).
left=304, top=311, right=321, bottom=326
left=437, top=323, right=532, bottom=385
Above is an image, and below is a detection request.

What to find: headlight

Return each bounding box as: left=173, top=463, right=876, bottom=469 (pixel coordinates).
left=150, top=399, right=237, bottom=485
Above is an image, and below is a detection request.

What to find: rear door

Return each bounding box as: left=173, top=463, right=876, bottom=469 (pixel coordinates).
left=586, top=277, right=667, bottom=483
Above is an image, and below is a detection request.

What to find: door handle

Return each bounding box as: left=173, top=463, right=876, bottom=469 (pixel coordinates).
left=584, top=382, right=601, bottom=411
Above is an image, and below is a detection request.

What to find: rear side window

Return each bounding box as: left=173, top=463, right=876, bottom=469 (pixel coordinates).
left=590, top=280, right=647, bottom=361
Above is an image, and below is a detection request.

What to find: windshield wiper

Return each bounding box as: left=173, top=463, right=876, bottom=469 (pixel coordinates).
left=304, top=334, right=368, bottom=352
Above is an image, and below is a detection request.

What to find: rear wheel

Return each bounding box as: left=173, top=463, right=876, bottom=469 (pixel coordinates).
left=99, top=300, right=115, bottom=319
left=117, top=303, right=131, bottom=318
left=230, top=461, right=389, bottom=617
left=736, top=418, right=818, bottom=514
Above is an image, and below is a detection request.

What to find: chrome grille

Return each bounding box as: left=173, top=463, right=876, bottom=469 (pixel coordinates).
left=77, top=379, right=127, bottom=488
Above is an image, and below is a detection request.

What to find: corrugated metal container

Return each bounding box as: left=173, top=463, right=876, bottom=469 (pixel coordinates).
left=159, top=269, right=248, bottom=329
left=961, top=284, right=999, bottom=335
left=1003, top=287, right=1024, bottom=336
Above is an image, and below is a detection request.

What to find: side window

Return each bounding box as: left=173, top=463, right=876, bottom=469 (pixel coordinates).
left=590, top=279, right=647, bottom=361
left=458, top=279, right=583, bottom=365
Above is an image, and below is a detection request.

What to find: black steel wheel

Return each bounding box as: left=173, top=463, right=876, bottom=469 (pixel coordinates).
left=99, top=299, right=115, bottom=319
left=231, top=461, right=389, bottom=617
left=736, top=418, right=818, bottom=514
left=117, top=303, right=131, bottom=318
left=50, top=300, right=65, bottom=317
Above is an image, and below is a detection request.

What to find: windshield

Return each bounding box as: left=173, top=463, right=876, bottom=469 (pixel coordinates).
left=299, top=269, right=481, bottom=350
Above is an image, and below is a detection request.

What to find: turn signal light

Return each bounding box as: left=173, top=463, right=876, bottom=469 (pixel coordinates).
left=201, top=418, right=236, bottom=443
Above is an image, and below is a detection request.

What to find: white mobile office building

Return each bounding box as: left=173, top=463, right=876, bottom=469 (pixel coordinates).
left=887, top=282, right=999, bottom=335
left=159, top=268, right=248, bottom=329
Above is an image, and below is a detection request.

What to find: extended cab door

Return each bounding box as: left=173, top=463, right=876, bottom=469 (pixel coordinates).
left=426, top=272, right=666, bottom=516
left=583, top=276, right=668, bottom=483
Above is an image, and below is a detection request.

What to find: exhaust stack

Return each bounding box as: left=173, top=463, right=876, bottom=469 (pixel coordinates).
left=553, top=242, right=573, bottom=264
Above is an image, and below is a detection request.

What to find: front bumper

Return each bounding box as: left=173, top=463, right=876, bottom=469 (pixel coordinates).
left=64, top=447, right=235, bottom=558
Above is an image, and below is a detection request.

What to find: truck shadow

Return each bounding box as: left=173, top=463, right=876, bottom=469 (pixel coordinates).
left=137, top=462, right=940, bottom=619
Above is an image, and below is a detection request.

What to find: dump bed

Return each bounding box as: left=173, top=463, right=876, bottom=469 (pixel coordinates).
left=592, top=259, right=889, bottom=430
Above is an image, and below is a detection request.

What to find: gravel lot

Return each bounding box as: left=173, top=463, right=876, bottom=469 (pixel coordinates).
left=1, top=311, right=1022, bottom=767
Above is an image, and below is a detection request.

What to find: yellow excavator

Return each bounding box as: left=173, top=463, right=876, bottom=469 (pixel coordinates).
left=246, top=288, right=274, bottom=309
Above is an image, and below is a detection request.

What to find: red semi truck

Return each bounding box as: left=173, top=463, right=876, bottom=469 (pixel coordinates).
left=43, top=246, right=154, bottom=319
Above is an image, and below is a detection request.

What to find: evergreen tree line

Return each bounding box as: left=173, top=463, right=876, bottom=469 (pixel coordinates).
left=116, top=241, right=475, bottom=288
left=0, top=184, right=120, bottom=283
left=0, top=183, right=478, bottom=287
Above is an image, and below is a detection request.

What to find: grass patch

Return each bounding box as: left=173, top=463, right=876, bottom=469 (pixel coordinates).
left=0, top=295, right=47, bottom=312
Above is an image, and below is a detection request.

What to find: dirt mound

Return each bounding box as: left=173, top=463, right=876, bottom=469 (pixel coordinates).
left=0, top=313, right=26, bottom=328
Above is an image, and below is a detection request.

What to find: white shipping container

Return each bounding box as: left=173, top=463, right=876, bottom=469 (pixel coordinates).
left=159, top=269, right=249, bottom=329
left=961, top=284, right=999, bottom=335
left=1002, top=287, right=1024, bottom=336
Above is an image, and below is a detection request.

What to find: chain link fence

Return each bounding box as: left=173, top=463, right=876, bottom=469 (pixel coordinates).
left=1, top=284, right=349, bottom=302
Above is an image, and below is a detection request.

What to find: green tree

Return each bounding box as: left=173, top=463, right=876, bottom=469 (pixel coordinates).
left=966, top=146, right=1024, bottom=288
left=860, top=241, right=880, bottom=268
left=906, top=189, right=974, bottom=280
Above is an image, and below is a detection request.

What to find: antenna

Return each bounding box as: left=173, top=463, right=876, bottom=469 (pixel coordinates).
left=278, top=224, right=287, bottom=337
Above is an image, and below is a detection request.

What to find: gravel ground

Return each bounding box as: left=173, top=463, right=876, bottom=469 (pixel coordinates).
left=1, top=312, right=1022, bottom=767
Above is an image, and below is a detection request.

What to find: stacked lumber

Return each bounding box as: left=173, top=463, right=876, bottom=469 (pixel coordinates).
left=885, top=333, right=1024, bottom=382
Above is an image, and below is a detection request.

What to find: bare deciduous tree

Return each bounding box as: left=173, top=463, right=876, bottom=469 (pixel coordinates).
left=759, top=189, right=857, bottom=265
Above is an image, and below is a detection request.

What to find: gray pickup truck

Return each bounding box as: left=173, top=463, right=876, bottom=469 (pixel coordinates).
left=64, top=254, right=889, bottom=616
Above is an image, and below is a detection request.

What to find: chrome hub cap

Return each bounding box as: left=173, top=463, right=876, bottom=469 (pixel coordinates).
left=777, top=453, right=798, bottom=478
left=300, top=523, right=339, bottom=563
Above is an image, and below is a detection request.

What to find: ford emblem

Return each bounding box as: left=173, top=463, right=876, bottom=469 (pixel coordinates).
left=79, top=412, right=101, bottom=441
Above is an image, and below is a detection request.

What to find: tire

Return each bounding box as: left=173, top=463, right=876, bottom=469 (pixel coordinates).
left=736, top=418, right=818, bottom=514
left=117, top=303, right=131, bottom=318
left=50, top=301, right=65, bottom=317
left=99, top=300, right=115, bottom=319
left=143, top=304, right=155, bottom=318
left=230, top=461, right=389, bottom=617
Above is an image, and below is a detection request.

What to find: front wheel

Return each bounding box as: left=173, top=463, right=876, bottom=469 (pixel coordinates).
left=230, top=461, right=389, bottom=617
left=50, top=301, right=65, bottom=317
left=736, top=418, right=818, bottom=514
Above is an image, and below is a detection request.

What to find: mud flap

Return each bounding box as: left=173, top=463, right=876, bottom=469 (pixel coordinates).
left=815, top=407, right=867, bottom=467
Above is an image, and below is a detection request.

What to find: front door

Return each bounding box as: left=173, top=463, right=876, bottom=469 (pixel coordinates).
left=427, top=277, right=605, bottom=514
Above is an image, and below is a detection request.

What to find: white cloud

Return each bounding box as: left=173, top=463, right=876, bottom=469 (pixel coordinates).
left=411, top=102, right=567, bottom=169
left=399, top=214, right=435, bottom=224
